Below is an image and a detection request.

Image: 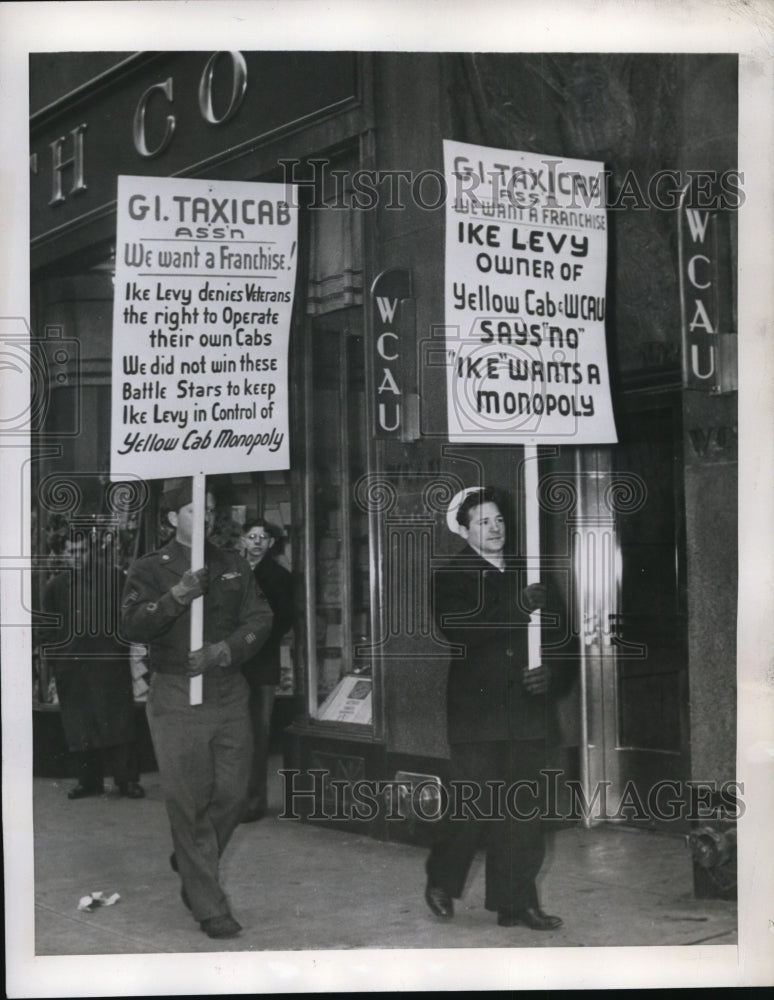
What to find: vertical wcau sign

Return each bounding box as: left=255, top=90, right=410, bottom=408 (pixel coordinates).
left=371, top=268, right=413, bottom=439
left=678, top=181, right=737, bottom=394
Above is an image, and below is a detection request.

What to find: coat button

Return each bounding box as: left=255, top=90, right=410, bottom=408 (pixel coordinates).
left=505, top=648, right=514, bottom=657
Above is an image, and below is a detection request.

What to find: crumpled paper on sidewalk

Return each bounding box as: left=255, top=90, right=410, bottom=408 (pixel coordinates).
left=77, top=891, right=120, bottom=912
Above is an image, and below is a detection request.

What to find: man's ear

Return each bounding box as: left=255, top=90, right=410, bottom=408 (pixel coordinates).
left=457, top=523, right=469, bottom=541
left=167, top=510, right=178, bottom=530
left=266, top=536, right=276, bottom=551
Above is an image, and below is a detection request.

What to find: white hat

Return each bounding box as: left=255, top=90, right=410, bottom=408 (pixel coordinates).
left=445, top=487, right=483, bottom=536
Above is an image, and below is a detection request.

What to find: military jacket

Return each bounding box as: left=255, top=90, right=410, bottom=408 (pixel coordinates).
left=121, top=539, right=272, bottom=674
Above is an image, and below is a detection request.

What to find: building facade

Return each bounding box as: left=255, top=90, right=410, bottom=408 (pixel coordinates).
left=30, top=51, right=738, bottom=887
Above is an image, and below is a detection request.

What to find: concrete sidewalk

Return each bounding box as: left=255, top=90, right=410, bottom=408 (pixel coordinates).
left=33, top=762, right=737, bottom=955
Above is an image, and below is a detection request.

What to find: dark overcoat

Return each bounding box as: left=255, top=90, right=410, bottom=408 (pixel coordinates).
left=241, top=557, right=294, bottom=687
left=433, top=545, right=549, bottom=745
left=41, top=566, right=136, bottom=752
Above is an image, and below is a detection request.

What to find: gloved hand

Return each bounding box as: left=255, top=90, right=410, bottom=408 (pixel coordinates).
left=187, top=641, right=231, bottom=675
left=521, top=582, right=547, bottom=613
left=170, top=567, right=209, bottom=605
left=522, top=663, right=550, bottom=695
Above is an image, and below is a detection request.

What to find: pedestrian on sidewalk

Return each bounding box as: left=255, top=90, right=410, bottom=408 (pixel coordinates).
left=41, top=521, right=144, bottom=801
left=120, top=479, right=272, bottom=940
left=424, top=486, right=563, bottom=932
left=238, top=518, right=294, bottom=823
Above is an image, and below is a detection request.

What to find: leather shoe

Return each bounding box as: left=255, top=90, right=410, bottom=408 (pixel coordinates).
left=67, top=783, right=103, bottom=800
left=497, top=906, right=563, bottom=930
left=117, top=781, right=145, bottom=799
left=200, top=914, right=242, bottom=939
left=425, top=882, right=454, bottom=920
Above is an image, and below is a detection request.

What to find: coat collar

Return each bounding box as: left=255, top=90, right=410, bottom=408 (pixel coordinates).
left=458, top=543, right=506, bottom=573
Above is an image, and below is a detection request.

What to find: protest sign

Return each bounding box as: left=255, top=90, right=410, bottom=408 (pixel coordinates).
left=110, top=174, right=298, bottom=479
left=444, top=139, right=617, bottom=445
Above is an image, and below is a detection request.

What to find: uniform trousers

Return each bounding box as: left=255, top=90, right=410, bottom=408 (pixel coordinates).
left=426, top=739, right=547, bottom=912
left=146, top=671, right=252, bottom=922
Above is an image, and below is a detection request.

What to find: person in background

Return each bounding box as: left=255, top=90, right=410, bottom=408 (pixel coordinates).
left=424, top=486, right=563, bottom=932
left=120, top=479, right=273, bottom=940
left=41, top=524, right=144, bottom=800
left=239, top=518, right=294, bottom=822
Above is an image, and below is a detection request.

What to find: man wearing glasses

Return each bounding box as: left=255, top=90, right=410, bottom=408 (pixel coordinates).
left=239, top=518, right=294, bottom=822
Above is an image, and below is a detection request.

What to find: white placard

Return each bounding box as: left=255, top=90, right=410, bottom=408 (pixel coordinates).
left=444, top=139, right=617, bottom=445
left=110, top=175, right=298, bottom=479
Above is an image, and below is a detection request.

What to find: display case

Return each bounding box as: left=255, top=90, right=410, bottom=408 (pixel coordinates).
left=302, top=310, right=374, bottom=729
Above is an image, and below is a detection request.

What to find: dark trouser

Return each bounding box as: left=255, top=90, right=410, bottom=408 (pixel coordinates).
left=73, top=743, right=139, bottom=790
left=245, top=682, right=276, bottom=811
left=426, top=739, right=547, bottom=913
left=146, top=671, right=252, bottom=923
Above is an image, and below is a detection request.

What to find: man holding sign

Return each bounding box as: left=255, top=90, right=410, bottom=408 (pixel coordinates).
left=425, top=487, right=562, bottom=932
left=121, top=479, right=272, bottom=939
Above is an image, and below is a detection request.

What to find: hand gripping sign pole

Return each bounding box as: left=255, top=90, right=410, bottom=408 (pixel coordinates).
left=523, top=445, right=541, bottom=671
left=189, top=473, right=206, bottom=707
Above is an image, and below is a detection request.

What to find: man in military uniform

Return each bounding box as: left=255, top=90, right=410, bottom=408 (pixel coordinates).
left=121, top=479, right=272, bottom=940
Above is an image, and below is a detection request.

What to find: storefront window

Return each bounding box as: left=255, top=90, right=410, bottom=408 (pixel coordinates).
left=305, top=312, right=372, bottom=726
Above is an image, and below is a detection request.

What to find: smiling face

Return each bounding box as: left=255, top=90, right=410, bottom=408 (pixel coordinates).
left=459, top=501, right=506, bottom=557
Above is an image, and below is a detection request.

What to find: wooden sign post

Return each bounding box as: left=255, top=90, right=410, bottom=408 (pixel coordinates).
left=523, top=445, right=541, bottom=671
left=188, top=473, right=206, bottom=706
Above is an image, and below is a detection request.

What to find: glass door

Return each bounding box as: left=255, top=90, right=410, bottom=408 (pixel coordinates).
left=578, top=398, right=689, bottom=828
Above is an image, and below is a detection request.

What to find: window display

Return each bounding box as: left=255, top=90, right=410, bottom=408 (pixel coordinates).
left=306, top=314, right=372, bottom=726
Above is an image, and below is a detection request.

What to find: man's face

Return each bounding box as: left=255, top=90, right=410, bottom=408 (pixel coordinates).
left=459, top=501, right=506, bottom=556
left=169, top=493, right=216, bottom=545
left=242, top=526, right=274, bottom=564
left=65, top=538, right=87, bottom=567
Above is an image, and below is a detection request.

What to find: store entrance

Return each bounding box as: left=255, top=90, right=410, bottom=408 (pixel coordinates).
left=581, top=398, right=689, bottom=829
